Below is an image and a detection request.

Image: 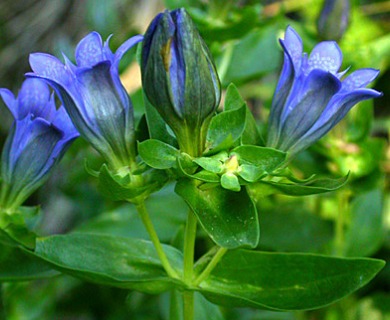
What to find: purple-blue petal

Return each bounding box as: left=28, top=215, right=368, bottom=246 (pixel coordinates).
left=306, top=41, right=342, bottom=74
left=267, top=51, right=295, bottom=148
left=52, top=106, right=79, bottom=141
left=74, top=62, right=132, bottom=163
left=278, top=69, right=341, bottom=151
left=75, top=32, right=104, bottom=67
left=281, top=26, right=303, bottom=71
left=113, top=35, right=143, bottom=69
left=10, top=117, right=63, bottom=193
left=342, top=68, right=380, bottom=91
left=18, top=78, right=51, bottom=120
left=0, top=88, right=17, bottom=119
left=29, top=53, right=71, bottom=85
left=290, top=88, right=382, bottom=154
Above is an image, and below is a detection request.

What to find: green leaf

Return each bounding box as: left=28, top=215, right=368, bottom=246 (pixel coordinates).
left=98, top=164, right=167, bottom=202
left=138, top=139, right=179, bottom=169
left=258, top=205, right=333, bottom=252
left=225, top=83, right=245, bottom=111
left=241, top=104, right=263, bottom=146
left=33, top=233, right=184, bottom=293
left=223, top=26, right=281, bottom=85
left=0, top=245, right=59, bottom=281
left=344, top=189, right=385, bottom=257
left=175, top=179, right=259, bottom=248
left=143, top=92, right=177, bottom=147
left=233, top=145, right=286, bottom=181
left=193, top=157, right=223, bottom=174
left=221, top=173, right=241, bottom=191
left=98, top=164, right=147, bottom=201
left=224, top=83, right=262, bottom=146
left=0, top=206, right=41, bottom=249
left=205, top=104, right=247, bottom=154
left=195, top=250, right=385, bottom=310
left=249, top=174, right=349, bottom=197
left=177, top=157, right=220, bottom=183
left=192, top=171, right=221, bottom=183
left=189, top=5, right=261, bottom=42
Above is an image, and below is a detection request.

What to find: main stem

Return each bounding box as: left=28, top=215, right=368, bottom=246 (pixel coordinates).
left=335, top=190, right=349, bottom=256
left=183, top=209, right=197, bottom=320
left=136, top=201, right=179, bottom=279
left=178, top=124, right=206, bottom=320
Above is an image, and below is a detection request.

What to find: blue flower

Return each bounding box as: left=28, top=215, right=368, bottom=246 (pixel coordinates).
left=27, top=32, right=143, bottom=170
left=267, top=26, right=382, bottom=155
left=0, top=78, right=78, bottom=211
left=141, top=9, right=221, bottom=155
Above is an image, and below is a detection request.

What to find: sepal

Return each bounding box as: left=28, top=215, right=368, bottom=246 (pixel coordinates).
left=248, top=173, right=349, bottom=197
left=0, top=206, right=41, bottom=249
left=97, top=164, right=168, bottom=203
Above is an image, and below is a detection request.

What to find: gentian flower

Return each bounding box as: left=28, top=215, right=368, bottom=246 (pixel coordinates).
left=267, top=26, right=382, bottom=156
left=27, top=32, right=143, bottom=170
left=0, top=78, right=78, bottom=211
left=141, top=8, right=221, bottom=155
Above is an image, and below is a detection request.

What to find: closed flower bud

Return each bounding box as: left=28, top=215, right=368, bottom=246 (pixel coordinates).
left=317, top=0, right=350, bottom=41
left=141, top=8, right=221, bottom=155
left=0, top=79, right=78, bottom=211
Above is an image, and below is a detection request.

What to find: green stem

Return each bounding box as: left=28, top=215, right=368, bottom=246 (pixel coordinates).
left=183, top=290, right=194, bottom=320
left=183, top=209, right=197, bottom=284
left=182, top=209, right=197, bottom=320
left=335, top=191, right=349, bottom=256
left=193, top=247, right=228, bottom=287
left=135, top=201, right=179, bottom=279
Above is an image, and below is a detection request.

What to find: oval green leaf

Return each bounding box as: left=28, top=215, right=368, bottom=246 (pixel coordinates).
left=0, top=245, right=59, bottom=281
left=196, top=250, right=385, bottom=311
left=33, top=234, right=184, bottom=293
left=175, top=179, right=259, bottom=249
left=138, top=139, right=179, bottom=169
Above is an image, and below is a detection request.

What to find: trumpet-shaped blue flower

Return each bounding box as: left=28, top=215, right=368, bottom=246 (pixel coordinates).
left=0, top=78, right=78, bottom=211
left=267, top=26, right=382, bottom=155
left=27, top=32, right=143, bottom=170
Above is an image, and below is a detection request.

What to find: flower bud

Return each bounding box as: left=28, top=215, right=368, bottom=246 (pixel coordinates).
left=141, top=8, right=221, bottom=154
left=317, top=0, right=350, bottom=41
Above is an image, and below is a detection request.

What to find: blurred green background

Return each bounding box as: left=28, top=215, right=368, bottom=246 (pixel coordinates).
left=0, top=0, right=389, bottom=319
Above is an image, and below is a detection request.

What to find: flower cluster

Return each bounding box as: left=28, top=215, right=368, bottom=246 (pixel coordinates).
left=0, top=9, right=382, bottom=213
left=267, top=26, right=382, bottom=156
